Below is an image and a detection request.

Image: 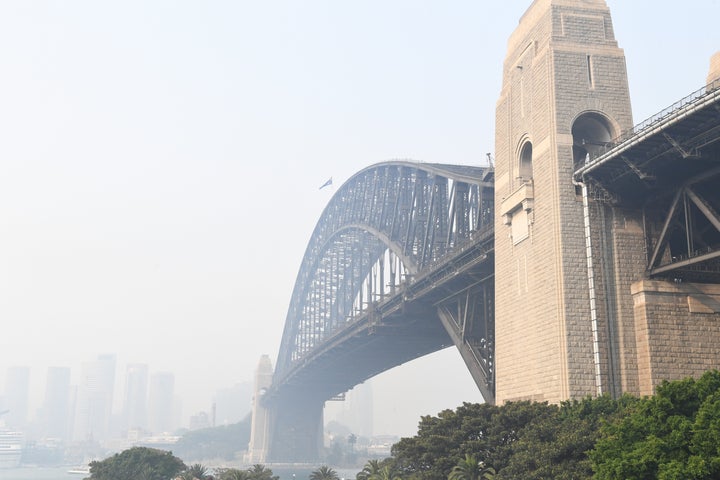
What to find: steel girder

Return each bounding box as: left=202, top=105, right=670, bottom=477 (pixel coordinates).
left=274, top=161, right=494, bottom=394
left=645, top=167, right=720, bottom=281
left=574, top=81, right=720, bottom=282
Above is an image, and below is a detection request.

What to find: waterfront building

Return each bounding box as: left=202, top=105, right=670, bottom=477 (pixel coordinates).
left=0, top=428, right=22, bottom=468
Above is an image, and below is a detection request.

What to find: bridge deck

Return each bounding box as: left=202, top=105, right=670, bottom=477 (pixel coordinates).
left=576, top=82, right=720, bottom=206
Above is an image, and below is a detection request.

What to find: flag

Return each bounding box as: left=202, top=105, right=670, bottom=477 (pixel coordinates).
left=319, top=177, right=332, bottom=190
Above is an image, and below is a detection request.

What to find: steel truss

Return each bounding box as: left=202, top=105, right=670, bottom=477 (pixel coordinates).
left=646, top=168, right=720, bottom=281
left=574, top=80, right=720, bottom=283
left=274, top=161, right=495, bottom=398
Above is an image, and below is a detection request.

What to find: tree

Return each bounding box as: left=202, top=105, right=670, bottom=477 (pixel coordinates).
left=182, top=463, right=211, bottom=479
left=357, top=459, right=382, bottom=480
left=369, top=465, right=402, bottom=480
left=496, top=394, right=628, bottom=480
left=310, top=465, right=340, bottom=480
left=390, top=401, right=557, bottom=480
left=348, top=433, right=358, bottom=451
left=591, top=370, right=720, bottom=480
left=173, top=416, right=251, bottom=461
left=448, top=454, right=495, bottom=480
left=216, top=468, right=250, bottom=480
left=247, top=464, right=279, bottom=480
left=87, top=447, right=186, bottom=480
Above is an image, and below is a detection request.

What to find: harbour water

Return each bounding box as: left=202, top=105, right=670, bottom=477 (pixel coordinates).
left=0, top=466, right=359, bottom=480
left=0, top=466, right=81, bottom=479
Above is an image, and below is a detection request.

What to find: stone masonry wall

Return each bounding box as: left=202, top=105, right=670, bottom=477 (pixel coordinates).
left=632, top=280, right=720, bottom=396
left=495, top=0, right=635, bottom=403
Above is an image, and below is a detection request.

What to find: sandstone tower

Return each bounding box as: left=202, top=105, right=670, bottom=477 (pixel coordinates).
left=494, top=0, right=634, bottom=403
left=709, top=51, right=720, bottom=86
left=246, top=355, right=273, bottom=463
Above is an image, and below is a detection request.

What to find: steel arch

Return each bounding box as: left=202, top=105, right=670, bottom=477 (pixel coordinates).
left=275, top=160, right=494, bottom=387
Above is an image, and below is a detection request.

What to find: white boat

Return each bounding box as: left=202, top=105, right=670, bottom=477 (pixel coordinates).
left=0, top=429, right=23, bottom=469
left=68, top=465, right=91, bottom=475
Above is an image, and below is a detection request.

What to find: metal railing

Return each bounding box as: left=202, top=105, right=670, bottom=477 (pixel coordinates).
left=593, top=78, right=720, bottom=159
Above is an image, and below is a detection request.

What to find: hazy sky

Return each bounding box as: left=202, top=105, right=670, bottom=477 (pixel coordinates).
left=1, top=1, right=718, bottom=437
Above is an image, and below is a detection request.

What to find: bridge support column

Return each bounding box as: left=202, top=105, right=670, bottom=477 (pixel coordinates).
left=632, top=280, right=720, bottom=395
left=246, top=355, right=274, bottom=464
left=265, top=389, right=325, bottom=463
left=436, top=277, right=495, bottom=403
left=494, top=0, right=634, bottom=404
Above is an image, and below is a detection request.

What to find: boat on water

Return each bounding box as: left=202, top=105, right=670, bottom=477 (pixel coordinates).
left=67, top=465, right=91, bottom=475
left=0, top=429, right=23, bottom=469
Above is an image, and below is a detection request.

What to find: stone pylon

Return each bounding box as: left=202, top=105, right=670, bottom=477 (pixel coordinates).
left=708, top=51, right=720, bottom=86
left=494, top=0, right=634, bottom=403
left=245, top=355, right=273, bottom=463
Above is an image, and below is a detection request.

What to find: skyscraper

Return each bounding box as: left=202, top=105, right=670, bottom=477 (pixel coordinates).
left=123, top=363, right=148, bottom=434
left=72, top=354, right=116, bottom=442
left=4, top=366, right=30, bottom=430
left=148, top=372, right=175, bottom=434
left=41, top=366, right=72, bottom=440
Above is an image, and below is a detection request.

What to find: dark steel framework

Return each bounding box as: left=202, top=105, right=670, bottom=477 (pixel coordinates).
left=272, top=161, right=496, bottom=403
left=575, top=80, right=720, bottom=283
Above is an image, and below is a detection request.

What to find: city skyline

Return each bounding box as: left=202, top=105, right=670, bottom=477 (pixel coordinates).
left=0, top=358, right=253, bottom=443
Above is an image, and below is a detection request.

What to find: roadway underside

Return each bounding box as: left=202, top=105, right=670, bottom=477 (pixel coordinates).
left=268, top=305, right=453, bottom=403
left=266, top=229, right=494, bottom=405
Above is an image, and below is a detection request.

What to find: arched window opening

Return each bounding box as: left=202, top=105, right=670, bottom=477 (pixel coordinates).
left=519, top=141, right=533, bottom=182
left=572, top=113, right=614, bottom=167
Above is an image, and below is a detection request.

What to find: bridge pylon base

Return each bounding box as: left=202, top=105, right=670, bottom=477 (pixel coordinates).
left=265, top=389, right=324, bottom=463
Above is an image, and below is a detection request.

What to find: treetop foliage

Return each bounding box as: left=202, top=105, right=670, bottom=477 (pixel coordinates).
left=87, top=446, right=186, bottom=480
left=173, top=416, right=251, bottom=462
left=309, top=465, right=340, bottom=480
left=371, top=370, right=720, bottom=480
left=591, top=370, right=720, bottom=479
left=215, top=464, right=279, bottom=480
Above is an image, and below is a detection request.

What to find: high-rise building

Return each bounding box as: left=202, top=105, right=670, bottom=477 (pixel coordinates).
left=4, top=366, right=30, bottom=430
left=72, top=354, right=116, bottom=442
left=41, top=366, right=72, bottom=440
left=148, top=372, right=175, bottom=434
left=123, top=364, right=148, bottom=434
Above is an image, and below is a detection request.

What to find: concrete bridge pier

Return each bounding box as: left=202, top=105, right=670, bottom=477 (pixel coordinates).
left=246, top=355, right=325, bottom=463
left=265, top=388, right=325, bottom=463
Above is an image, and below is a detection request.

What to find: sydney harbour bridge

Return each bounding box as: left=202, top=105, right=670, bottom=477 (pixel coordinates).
left=247, top=0, right=720, bottom=463
left=260, top=162, right=496, bottom=461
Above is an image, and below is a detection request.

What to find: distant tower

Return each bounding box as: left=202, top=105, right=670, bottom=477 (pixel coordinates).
left=72, top=354, right=117, bottom=441
left=148, top=372, right=175, bottom=434
left=494, top=0, right=633, bottom=403
left=42, top=366, right=72, bottom=440
left=123, top=363, right=149, bottom=433
left=246, top=355, right=273, bottom=464
left=4, top=366, right=30, bottom=430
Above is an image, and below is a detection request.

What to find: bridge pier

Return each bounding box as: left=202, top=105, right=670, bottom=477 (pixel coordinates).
left=246, top=355, right=274, bottom=464
left=632, top=280, right=720, bottom=395
left=494, top=0, right=635, bottom=404
left=265, top=389, right=325, bottom=463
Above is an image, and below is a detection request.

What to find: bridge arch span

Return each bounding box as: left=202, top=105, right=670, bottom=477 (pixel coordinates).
left=262, top=160, right=495, bottom=462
